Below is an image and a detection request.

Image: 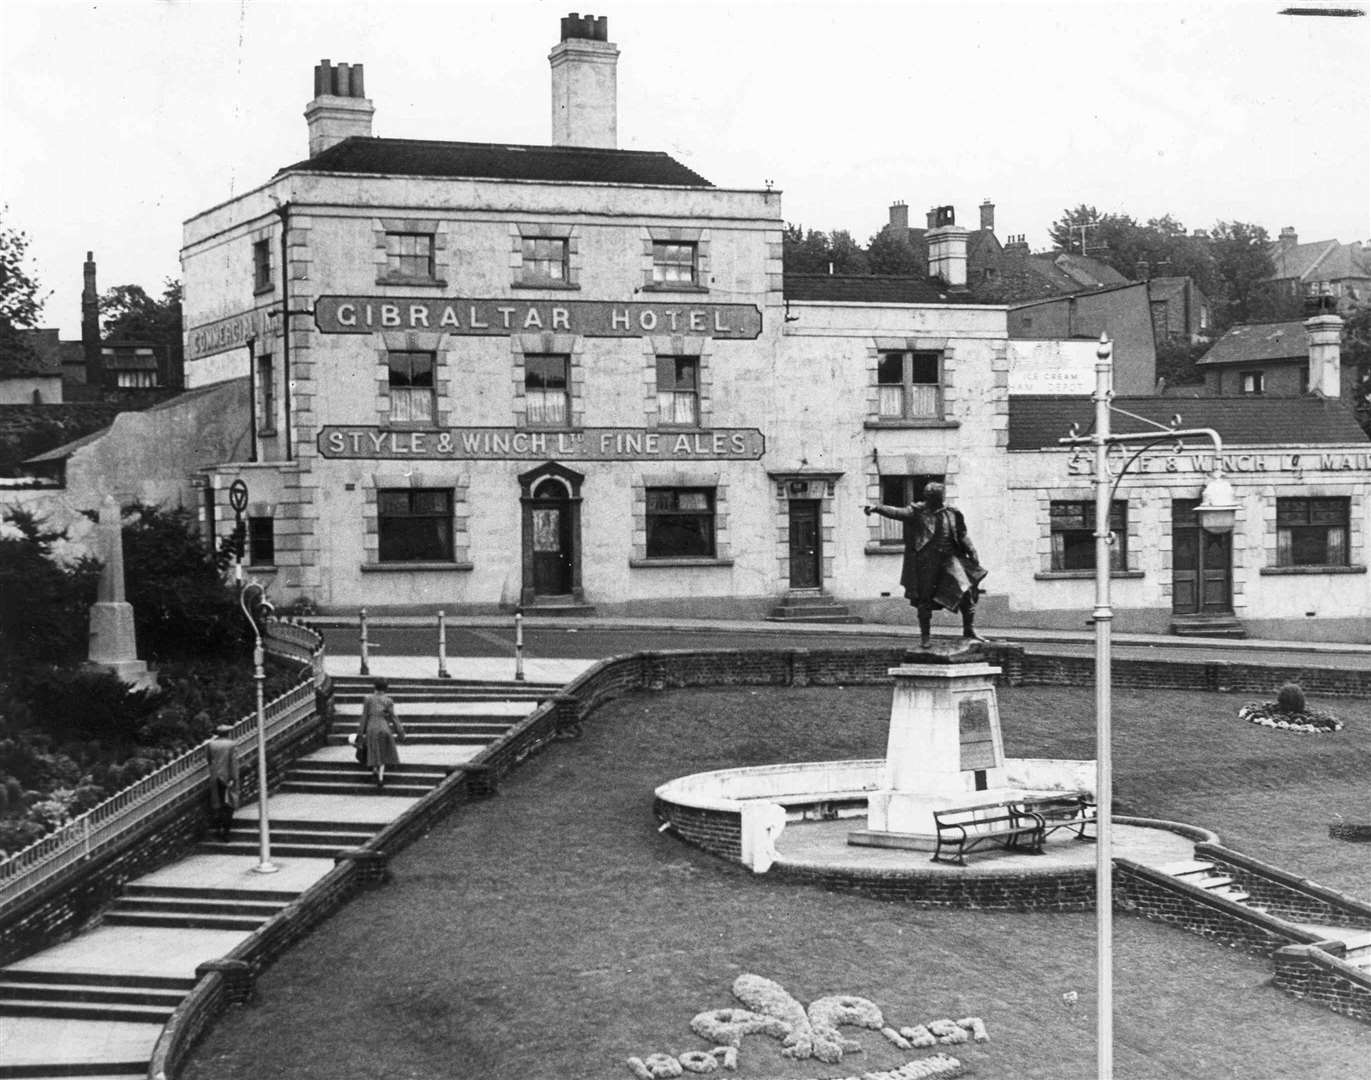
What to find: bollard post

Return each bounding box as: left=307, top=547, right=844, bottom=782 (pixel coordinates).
left=514, top=606, right=525, bottom=682
left=437, top=609, right=450, bottom=678
left=359, top=607, right=370, bottom=676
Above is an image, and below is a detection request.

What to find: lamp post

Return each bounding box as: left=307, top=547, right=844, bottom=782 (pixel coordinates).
left=1059, top=334, right=1236, bottom=1079
left=229, top=479, right=279, bottom=875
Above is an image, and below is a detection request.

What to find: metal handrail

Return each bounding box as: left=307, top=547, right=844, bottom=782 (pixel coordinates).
left=0, top=621, right=325, bottom=916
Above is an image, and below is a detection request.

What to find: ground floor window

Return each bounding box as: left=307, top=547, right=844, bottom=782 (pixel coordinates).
left=116, top=370, right=157, bottom=388
left=378, top=488, right=453, bottom=562
left=248, top=516, right=275, bottom=566
left=1050, top=500, right=1127, bottom=570
left=877, top=474, right=942, bottom=546
left=645, top=487, right=715, bottom=558
left=1277, top=497, right=1348, bottom=566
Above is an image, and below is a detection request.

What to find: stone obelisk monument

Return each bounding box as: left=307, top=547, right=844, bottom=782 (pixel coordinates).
left=87, top=495, right=154, bottom=688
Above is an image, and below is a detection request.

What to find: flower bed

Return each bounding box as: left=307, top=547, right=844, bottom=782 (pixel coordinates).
left=1238, top=701, right=1343, bottom=734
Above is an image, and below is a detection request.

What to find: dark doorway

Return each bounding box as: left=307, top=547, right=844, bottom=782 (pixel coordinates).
left=788, top=499, right=821, bottom=589
left=530, top=478, right=573, bottom=596
left=1171, top=498, right=1233, bottom=615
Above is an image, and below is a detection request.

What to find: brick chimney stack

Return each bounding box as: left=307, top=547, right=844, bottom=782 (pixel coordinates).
left=1305, top=313, right=1344, bottom=398
left=305, top=60, right=375, bottom=157
left=979, top=199, right=995, bottom=233
left=889, top=201, right=909, bottom=231
left=550, top=13, right=619, bottom=149
left=81, top=251, right=102, bottom=386
left=1279, top=226, right=1299, bottom=250
left=926, top=205, right=968, bottom=289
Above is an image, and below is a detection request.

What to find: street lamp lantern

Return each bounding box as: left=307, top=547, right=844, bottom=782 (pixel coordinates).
left=1197, top=475, right=1237, bottom=535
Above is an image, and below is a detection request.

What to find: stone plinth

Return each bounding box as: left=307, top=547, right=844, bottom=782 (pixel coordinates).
left=86, top=495, right=155, bottom=689
left=853, top=651, right=1006, bottom=848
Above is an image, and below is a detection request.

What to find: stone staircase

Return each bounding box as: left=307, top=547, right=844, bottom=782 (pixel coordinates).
left=0, top=667, right=569, bottom=1079
left=1160, top=858, right=1371, bottom=976
left=764, top=590, right=862, bottom=624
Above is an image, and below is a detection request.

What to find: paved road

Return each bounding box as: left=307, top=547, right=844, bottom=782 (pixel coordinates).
left=317, top=617, right=1371, bottom=672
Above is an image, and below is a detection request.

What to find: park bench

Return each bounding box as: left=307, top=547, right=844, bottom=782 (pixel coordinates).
left=1018, top=793, right=1096, bottom=843
left=930, top=801, right=1045, bottom=866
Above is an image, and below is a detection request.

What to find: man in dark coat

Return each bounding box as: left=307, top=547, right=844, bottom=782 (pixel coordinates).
left=864, top=482, right=988, bottom=649
left=205, top=722, right=239, bottom=841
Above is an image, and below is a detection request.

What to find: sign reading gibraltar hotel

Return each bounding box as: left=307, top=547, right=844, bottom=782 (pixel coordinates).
left=315, top=296, right=762, bottom=338
left=319, top=426, right=766, bottom=461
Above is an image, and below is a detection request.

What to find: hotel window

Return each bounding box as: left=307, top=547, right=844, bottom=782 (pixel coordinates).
left=1050, top=500, right=1127, bottom=571
left=876, top=475, right=942, bottom=547
left=521, top=237, right=567, bottom=283
left=385, top=232, right=435, bottom=280
left=645, top=488, right=715, bottom=558
left=656, top=356, right=699, bottom=426
left=247, top=516, right=275, bottom=567
left=257, top=354, right=275, bottom=433
left=525, top=354, right=569, bottom=426
left=387, top=351, right=435, bottom=424
left=652, top=241, right=697, bottom=286
left=1277, top=498, right=1349, bottom=567
left=1240, top=371, right=1264, bottom=395
left=878, top=351, right=942, bottom=419
left=253, top=239, right=272, bottom=293
left=377, top=489, right=454, bottom=563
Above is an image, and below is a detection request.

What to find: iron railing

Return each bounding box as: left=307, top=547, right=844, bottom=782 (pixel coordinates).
left=0, top=620, right=325, bottom=916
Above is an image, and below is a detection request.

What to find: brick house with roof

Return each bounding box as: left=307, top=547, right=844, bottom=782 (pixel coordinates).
left=1261, top=227, right=1371, bottom=315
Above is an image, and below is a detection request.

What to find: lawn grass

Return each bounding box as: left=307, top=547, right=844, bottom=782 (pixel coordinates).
left=182, top=682, right=1371, bottom=1080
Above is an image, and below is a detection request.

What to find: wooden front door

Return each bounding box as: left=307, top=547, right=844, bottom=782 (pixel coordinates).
left=1171, top=498, right=1233, bottom=615
left=788, top=499, right=821, bottom=589
left=531, top=479, right=573, bottom=596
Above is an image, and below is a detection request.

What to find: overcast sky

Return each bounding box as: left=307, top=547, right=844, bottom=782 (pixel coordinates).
left=2, top=0, right=1367, bottom=336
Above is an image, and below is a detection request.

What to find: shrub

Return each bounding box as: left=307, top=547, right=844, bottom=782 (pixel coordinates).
left=0, top=508, right=101, bottom=675
left=1276, top=683, right=1307, bottom=715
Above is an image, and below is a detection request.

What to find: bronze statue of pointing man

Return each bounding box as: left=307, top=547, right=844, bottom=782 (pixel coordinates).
left=864, top=482, right=989, bottom=650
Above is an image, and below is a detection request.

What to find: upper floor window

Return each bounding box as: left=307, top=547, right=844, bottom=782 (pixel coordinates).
left=525, top=354, right=569, bottom=426
left=257, top=354, right=276, bottom=433
left=388, top=350, right=435, bottom=424
left=377, top=488, right=454, bottom=563
left=1277, top=498, right=1349, bottom=567
left=521, top=237, right=567, bottom=283
left=1240, top=371, right=1264, bottom=395
left=385, top=233, right=435, bottom=280
left=875, top=474, right=941, bottom=547
left=878, top=351, right=941, bottom=419
left=652, top=241, right=697, bottom=286
left=116, top=370, right=157, bottom=389
left=253, top=239, right=272, bottom=293
left=645, top=487, right=715, bottom=559
left=1051, top=500, right=1127, bottom=571
left=656, top=356, right=699, bottom=426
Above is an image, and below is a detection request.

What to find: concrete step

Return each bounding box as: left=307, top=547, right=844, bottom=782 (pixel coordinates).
left=122, top=883, right=293, bottom=903
left=290, top=760, right=450, bottom=777
left=0, top=1067, right=148, bottom=1080
left=101, top=910, right=268, bottom=932
left=279, top=778, right=435, bottom=797
left=0, top=992, right=174, bottom=1024
left=328, top=719, right=513, bottom=734
left=326, top=731, right=507, bottom=746
left=0, top=976, right=185, bottom=1010
left=107, top=896, right=289, bottom=919
left=764, top=612, right=864, bottom=624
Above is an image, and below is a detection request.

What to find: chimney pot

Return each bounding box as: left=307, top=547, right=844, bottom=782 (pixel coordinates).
left=550, top=12, right=619, bottom=148
left=334, top=62, right=351, bottom=96
left=889, top=202, right=909, bottom=230
left=306, top=58, right=375, bottom=156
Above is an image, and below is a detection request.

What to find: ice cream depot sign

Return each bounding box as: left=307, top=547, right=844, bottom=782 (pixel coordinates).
left=314, top=296, right=762, bottom=338
left=318, top=426, right=766, bottom=461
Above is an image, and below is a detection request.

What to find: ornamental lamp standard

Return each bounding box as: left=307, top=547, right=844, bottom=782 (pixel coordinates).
left=1059, top=333, right=1234, bottom=1080
left=229, top=479, right=279, bottom=875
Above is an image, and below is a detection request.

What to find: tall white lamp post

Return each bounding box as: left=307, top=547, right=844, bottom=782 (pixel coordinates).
left=229, top=479, right=279, bottom=875
left=1059, top=334, right=1236, bottom=1079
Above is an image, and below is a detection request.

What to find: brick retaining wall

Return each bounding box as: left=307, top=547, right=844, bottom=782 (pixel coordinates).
left=1196, top=843, right=1371, bottom=930
left=1273, top=945, right=1371, bottom=1023
left=1018, top=654, right=1371, bottom=698
left=770, top=860, right=1095, bottom=912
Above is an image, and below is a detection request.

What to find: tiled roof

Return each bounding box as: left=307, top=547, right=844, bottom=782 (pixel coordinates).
left=783, top=274, right=978, bottom=304
left=1196, top=321, right=1307, bottom=367
left=1051, top=253, right=1131, bottom=289
left=277, top=136, right=713, bottom=187
left=1007, top=394, right=1369, bottom=450
left=0, top=329, right=68, bottom=378
left=1269, top=239, right=1340, bottom=281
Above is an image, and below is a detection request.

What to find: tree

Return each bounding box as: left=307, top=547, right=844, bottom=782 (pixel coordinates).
left=1207, top=221, right=1278, bottom=328
left=866, top=226, right=924, bottom=275
left=101, top=279, right=183, bottom=361
left=782, top=225, right=869, bottom=276
left=1343, top=304, right=1371, bottom=437
left=0, top=510, right=102, bottom=675
left=0, top=205, right=47, bottom=329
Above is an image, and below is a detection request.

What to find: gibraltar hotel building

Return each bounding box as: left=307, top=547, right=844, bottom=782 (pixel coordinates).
left=145, top=13, right=1366, bottom=639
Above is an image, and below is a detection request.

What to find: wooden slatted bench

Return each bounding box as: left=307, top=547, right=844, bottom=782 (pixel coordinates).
left=931, top=801, right=1045, bottom=866
left=1019, top=793, right=1096, bottom=843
